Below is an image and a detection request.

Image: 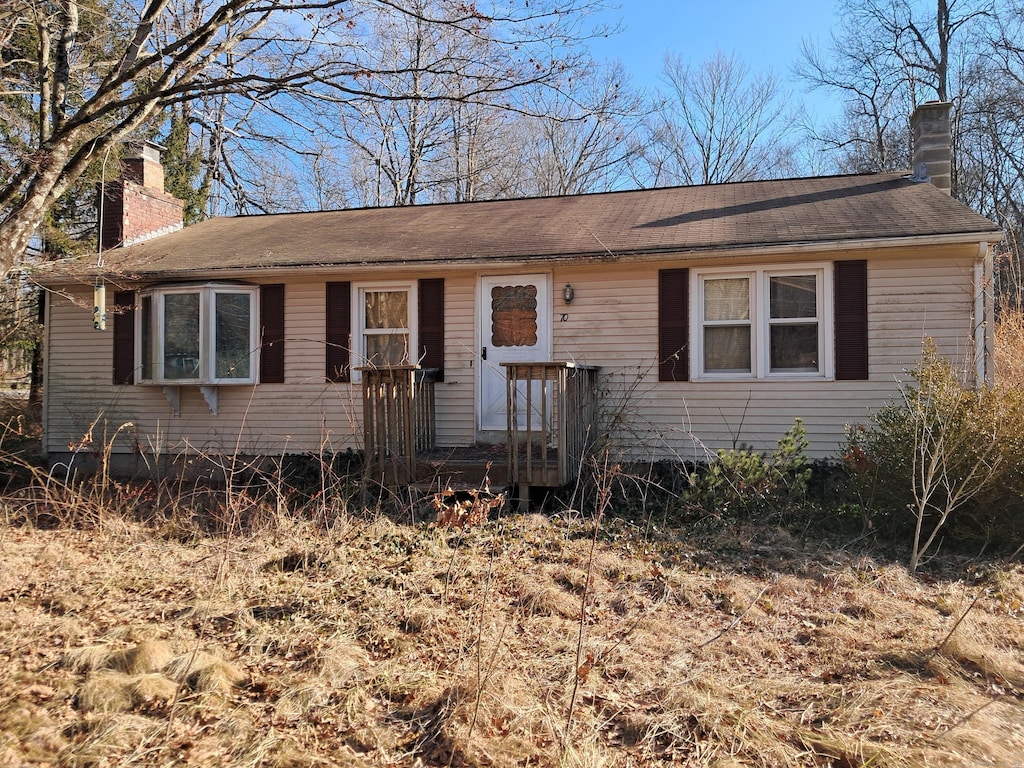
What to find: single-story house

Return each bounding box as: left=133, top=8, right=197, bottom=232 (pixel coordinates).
left=36, top=101, right=1003, bottom=492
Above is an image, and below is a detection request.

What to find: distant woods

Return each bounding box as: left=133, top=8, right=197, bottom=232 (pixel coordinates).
left=798, top=0, right=1024, bottom=305
left=1, top=0, right=1023, bottom=302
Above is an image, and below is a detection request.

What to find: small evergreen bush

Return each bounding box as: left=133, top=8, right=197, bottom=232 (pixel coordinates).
left=685, top=419, right=812, bottom=521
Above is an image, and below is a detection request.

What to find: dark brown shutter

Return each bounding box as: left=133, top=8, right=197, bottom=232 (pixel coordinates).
left=418, top=278, right=444, bottom=381
left=326, top=281, right=351, bottom=382
left=259, top=284, right=285, bottom=383
left=112, top=291, right=135, bottom=385
left=834, top=260, right=869, bottom=380
left=658, top=268, right=690, bottom=382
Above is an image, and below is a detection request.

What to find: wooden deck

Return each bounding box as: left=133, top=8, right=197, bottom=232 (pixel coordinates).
left=415, top=446, right=511, bottom=489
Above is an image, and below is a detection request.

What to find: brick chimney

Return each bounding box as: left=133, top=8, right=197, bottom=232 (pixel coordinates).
left=909, top=101, right=952, bottom=195
left=98, top=141, right=184, bottom=250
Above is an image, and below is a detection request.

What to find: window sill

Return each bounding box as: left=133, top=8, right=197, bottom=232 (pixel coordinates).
left=137, top=379, right=255, bottom=387
left=692, top=373, right=833, bottom=383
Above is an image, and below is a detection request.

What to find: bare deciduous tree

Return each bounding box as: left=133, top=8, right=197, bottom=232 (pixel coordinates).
left=325, top=4, right=641, bottom=206
left=797, top=28, right=913, bottom=172
left=797, top=0, right=1024, bottom=302
left=517, top=61, right=648, bottom=196
left=641, top=51, right=794, bottom=186
left=796, top=0, right=996, bottom=185
left=0, top=0, right=608, bottom=272
left=962, top=3, right=1024, bottom=304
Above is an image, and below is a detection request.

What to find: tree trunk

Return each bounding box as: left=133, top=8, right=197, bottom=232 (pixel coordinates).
left=0, top=133, right=84, bottom=273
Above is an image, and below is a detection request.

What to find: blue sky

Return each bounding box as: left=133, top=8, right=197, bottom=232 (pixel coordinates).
left=587, top=1, right=840, bottom=117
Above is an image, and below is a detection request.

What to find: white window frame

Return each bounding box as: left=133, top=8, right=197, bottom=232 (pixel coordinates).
left=136, top=283, right=259, bottom=386
left=691, top=263, right=834, bottom=381
left=352, top=281, right=417, bottom=378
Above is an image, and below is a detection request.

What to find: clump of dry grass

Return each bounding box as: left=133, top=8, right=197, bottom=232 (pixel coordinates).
left=63, top=644, right=121, bottom=673
left=163, top=650, right=247, bottom=695
left=78, top=671, right=176, bottom=714
left=513, top=577, right=581, bottom=618
left=935, top=618, right=1024, bottom=688
left=109, top=639, right=176, bottom=675
left=64, top=640, right=244, bottom=717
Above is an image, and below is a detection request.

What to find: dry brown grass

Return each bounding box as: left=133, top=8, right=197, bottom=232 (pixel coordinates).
left=996, top=304, right=1024, bottom=387
left=1, top=512, right=1023, bottom=767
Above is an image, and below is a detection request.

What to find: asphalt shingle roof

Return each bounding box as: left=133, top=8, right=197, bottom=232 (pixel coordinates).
left=77, top=172, right=1001, bottom=279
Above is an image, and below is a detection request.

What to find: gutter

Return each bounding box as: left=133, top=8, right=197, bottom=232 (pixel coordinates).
left=39, top=288, right=50, bottom=458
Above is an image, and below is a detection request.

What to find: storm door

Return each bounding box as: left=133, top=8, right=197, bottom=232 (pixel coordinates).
left=478, top=275, right=552, bottom=431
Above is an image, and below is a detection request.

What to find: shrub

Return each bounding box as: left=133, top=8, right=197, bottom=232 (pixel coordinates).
left=685, top=419, right=812, bottom=521
left=843, top=342, right=1024, bottom=568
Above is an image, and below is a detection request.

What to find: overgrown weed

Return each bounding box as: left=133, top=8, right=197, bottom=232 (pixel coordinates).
left=2, top=340, right=1024, bottom=764
left=2, top=477, right=1023, bottom=765
left=842, top=341, right=1024, bottom=567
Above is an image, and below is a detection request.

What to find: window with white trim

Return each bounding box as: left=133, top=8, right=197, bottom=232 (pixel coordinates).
left=693, top=265, right=833, bottom=379
left=136, top=284, right=259, bottom=385
left=354, top=282, right=417, bottom=368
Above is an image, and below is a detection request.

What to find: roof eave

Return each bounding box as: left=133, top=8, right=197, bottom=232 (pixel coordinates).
left=33, top=229, right=1004, bottom=287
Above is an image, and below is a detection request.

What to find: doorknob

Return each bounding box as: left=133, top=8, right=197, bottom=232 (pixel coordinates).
left=481, top=346, right=487, bottom=360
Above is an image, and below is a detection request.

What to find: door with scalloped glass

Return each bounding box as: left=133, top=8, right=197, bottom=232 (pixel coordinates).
left=478, top=275, right=551, bottom=432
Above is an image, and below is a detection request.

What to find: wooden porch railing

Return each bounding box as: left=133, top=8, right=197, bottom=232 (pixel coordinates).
left=360, top=366, right=439, bottom=485
left=501, top=362, right=600, bottom=494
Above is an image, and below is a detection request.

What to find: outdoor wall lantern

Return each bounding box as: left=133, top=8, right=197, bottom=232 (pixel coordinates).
left=563, top=283, right=575, bottom=304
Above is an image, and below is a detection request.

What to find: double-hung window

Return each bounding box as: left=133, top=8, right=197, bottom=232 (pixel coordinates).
left=354, top=282, right=417, bottom=369
left=136, top=284, right=259, bottom=385
left=694, top=265, right=832, bottom=379
left=702, top=276, right=753, bottom=373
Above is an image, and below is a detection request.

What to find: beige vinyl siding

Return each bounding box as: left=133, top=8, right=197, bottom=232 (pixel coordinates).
left=44, top=290, right=132, bottom=454
left=434, top=274, right=476, bottom=446
left=43, top=244, right=982, bottom=464
left=869, top=259, right=977, bottom=370
left=548, top=249, right=980, bottom=460
left=43, top=274, right=481, bottom=460
left=551, top=269, right=657, bottom=368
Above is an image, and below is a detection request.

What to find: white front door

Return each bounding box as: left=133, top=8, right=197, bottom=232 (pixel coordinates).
left=478, top=274, right=552, bottom=431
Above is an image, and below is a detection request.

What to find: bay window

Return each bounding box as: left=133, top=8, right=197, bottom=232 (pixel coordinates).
left=137, top=284, right=259, bottom=385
